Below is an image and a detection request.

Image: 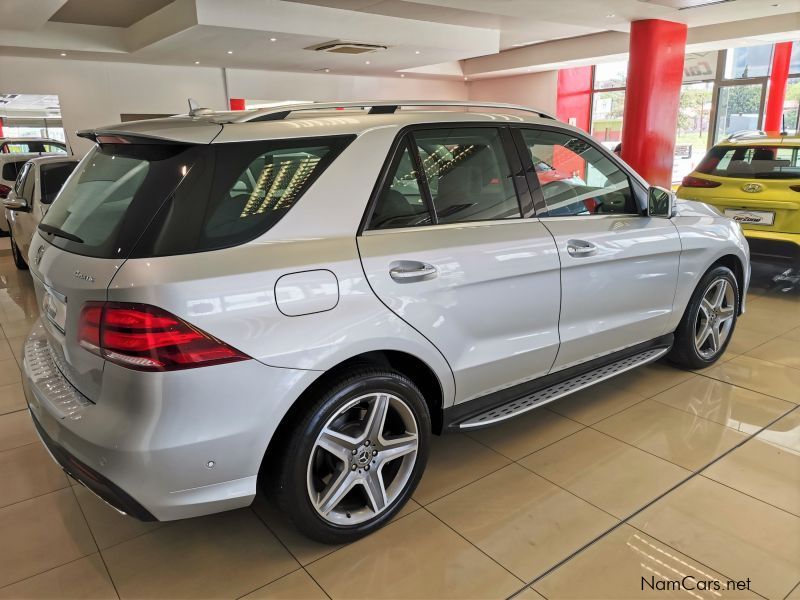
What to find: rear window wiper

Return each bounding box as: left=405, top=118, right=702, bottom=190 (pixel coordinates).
left=38, top=223, right=84, bottom=244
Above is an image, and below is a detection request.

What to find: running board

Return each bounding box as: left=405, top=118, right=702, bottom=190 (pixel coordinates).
left=458, top=346, right=669, bottom=430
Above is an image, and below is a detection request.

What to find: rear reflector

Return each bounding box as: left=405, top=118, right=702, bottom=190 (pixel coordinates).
left=0, top=184, right=11, bottom=199
left=79, top=302, right=249, bottom=371
left=681, top=175, right=721, bottom=188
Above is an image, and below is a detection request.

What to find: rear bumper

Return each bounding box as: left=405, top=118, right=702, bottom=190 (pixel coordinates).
left=22, top=319, right=318, bottom=521
left=743, top=230, right=800, bottom=263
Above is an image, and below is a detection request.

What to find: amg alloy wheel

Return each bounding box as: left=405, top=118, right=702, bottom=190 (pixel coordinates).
left=669, top=265, right=739, bottom=370
left=694, top=277, right=735, bottom=359
left=307, top=392, right=418, bottom=525
left=275, top=368, right=430, bottom=543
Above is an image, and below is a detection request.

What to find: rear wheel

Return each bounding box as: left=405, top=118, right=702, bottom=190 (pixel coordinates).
left=9, top=226, right=27, bottom=270
left=276, top=368, right=430, bottom=543
left=669, top=265, right=738, bottom=369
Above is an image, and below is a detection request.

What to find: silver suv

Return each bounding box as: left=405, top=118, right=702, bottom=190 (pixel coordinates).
left=22, top=101, right=749, bottom=543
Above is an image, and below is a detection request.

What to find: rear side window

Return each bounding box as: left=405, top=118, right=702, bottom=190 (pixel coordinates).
left=40, top=135, right=352, bottom=258
left=367, top=143, right=432, bottom=230
left=1, top=160, right=27, bottom=182
left=40, top=162, right=78, bottom=204
left=696, top=145, right=800, bottom=179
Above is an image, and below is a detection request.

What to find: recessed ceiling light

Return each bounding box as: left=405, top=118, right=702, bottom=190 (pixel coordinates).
left=463, top=76, right=468, bottom=81
left=365, top=60, right=370, bottom=64
left=324, top=68, right=330, bottom=73
left=415, top=50, right=420, bottom=54
left=606, top=13, right=615, bottom=18
left=194, top=60, right=200, bottom=64
left=60, top=52, right=67, bottom=57
left=400, top=73, right=405, bottom=77
left=227, top=50, right=233, bottom=54
left=269, top=37, right=277, bottom=42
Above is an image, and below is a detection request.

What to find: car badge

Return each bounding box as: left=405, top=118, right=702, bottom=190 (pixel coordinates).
left=34, top=245, right=45, bottom=266
left=741, top=183, right=763, bottom=193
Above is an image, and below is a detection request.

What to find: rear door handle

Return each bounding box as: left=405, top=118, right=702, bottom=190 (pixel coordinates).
left=389, top=261, right=438, bottom=283
left=566, top=239, right=597, bottom=257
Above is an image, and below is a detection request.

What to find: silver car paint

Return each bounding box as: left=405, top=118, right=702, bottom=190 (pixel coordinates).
left=21, top=108, right=750, bottom=521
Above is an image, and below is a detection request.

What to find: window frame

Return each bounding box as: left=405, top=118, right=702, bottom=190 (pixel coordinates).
left=360, top=122, right=531, bottom=234
left=510, top=123, right=646, bottom=218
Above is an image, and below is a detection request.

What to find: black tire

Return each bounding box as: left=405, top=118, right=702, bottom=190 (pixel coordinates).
left=275, top=367, right=430, bottom=544
left=669, top=265, right=739, bottom=370
left=9, top=227, right=28, bottom=270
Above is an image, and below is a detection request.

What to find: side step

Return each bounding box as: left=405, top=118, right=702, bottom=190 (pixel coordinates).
left=458, top=346, right=669, bottom=430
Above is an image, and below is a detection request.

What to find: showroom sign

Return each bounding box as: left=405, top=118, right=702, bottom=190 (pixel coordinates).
left=683, top=51, right=718, bottom=82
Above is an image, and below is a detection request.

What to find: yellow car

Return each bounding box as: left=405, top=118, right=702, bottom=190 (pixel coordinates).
left=677, top=132, right=800, bottom=264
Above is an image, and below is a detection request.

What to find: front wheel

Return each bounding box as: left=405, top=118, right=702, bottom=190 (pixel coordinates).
left=276, top=368, right=430, bottom=543
left=9, top=226, right=27, bottom=270
left=669, top=265, right=739, bottom=369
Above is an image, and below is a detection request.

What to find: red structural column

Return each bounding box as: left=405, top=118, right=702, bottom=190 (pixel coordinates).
left=229, top=98, right=246, bottom=110
left=764, top=41, right=793, bottom=132
left=556, top=66, right=593, bottom=132
left=620, top=19, right=687, bottom=188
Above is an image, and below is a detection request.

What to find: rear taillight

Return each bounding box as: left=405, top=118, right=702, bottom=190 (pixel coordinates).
left=681, top=175, right=721, bottom=188
left=0, top=184, right=11, bottom=199
left=78, top=302, right=249, bottom=371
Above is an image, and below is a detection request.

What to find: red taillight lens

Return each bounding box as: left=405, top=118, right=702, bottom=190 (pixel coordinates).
left=681, top=175, right=721, bottom=188
left=0, top=184, right=11, bottom=199
left=78, top=302, right=249, bottom=371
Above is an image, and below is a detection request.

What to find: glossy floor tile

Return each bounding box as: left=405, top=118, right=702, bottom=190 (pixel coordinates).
left=593, top=399, right=749, bottom=471
left=546, top=378, right=645, bottom=425
left=746, top=336, right=800, bottom=370
left=428, top=464, right=617, bottom=580
left=520, top=428, right=690, bottom=519
left=306, top=509, right=523, bottom=599
left=650, top=376, right=795, bottom=434
left=0, top=554, right=117, bottom=600
left=756, top=408, right=800, bottom=452
left=0, top=409, right=39, bottom=453
left=101, top=509, right=298, bottom=599
left=241, top=569, right=327, bottom=599
left=533, top=524, right=760, bottom=599
left=604, top=361, right=696, bottom=399
left=630, top=477, right=800, bottom=600
left=703, top=355, right=800, bottom=404
left=0, top=382, right=25, bottom=416
left=0, top=442, right=69, bottom=508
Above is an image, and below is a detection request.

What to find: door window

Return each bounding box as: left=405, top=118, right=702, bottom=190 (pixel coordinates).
left=21, top=163, right=35, bottom=201
left=414, top=127, right=521, bottom=224
left=367, top=143, right=432, bottom=230
left=520, top=129, right=636, bottom=216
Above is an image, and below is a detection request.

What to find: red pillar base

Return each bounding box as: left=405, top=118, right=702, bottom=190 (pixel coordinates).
left=620, top=19, right=687, bottom=188
left=229, top=98, right=246, bottom=111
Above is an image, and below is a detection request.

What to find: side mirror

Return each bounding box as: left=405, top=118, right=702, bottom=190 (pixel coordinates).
left=647, top=186, right=675, bottom=218
left=2, top=193, right=28, bottom=212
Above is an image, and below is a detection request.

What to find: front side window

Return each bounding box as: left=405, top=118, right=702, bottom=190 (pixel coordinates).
left=14, top=162, right=31, bottom=197
left=40, top=162, right=78, bottom=204
left=520, top=129, right=636, bottom=216
left=1, top=160, right=27, bottom=182
left=414, top=127, right=520, bottom=224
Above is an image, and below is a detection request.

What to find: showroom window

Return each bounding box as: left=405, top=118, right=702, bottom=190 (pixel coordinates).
left=519, top=129, right=635, bottom=217
left=590, top=61, right=627, bottom=151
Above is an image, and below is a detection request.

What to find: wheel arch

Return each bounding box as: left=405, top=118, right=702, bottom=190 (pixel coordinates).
left=258, top=349, right=446, bottom=485
left=709, top=253, right=746, bottom=315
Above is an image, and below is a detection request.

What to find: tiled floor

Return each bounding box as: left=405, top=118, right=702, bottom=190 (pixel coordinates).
left=0, top=252, right=798, bottom=600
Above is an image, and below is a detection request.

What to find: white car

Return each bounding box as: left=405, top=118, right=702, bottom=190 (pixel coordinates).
left=0, top=137, right=69, bottom=233
left=21, top=101, right=749, bottom=543
left=4, top=155, right=78, bottom=268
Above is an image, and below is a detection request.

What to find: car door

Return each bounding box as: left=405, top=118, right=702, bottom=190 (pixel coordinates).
left=358, top=125, right=561, bottom=404
left=513, top=125, right=681, bottom=371
left=8, top=161, right=33, bottom=250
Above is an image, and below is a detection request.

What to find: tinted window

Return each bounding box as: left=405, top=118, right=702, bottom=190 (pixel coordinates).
left=40, top=162, right=78, bottom=204
left=368, top=143, right=432, bottom=230
left=41, top=136, right=352, bottom=259
left=415, top=127, right=520, bottom=224
left=520, top=129, right=636, bottom=216
left=696, top=145, right=800, bottom=179
left=1, top=160, right=27, bottom=182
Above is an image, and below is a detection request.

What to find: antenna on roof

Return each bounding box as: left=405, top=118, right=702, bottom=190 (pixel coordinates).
left=187, top=98, right=212, bottom=117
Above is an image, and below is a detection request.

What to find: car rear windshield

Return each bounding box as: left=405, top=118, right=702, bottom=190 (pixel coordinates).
left=696, top=145, right=800, bottom=179
left=1, top=160, right=28, bottom=182
left=40, top=162, right=78, bottom=204
left=39, top=135, right=353, bottom=259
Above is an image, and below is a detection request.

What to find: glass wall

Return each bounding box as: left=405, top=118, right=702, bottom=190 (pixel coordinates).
left=590, top=60, right=627, bottom=151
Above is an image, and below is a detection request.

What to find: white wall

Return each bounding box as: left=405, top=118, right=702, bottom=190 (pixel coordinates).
left=0, top=56, right=470, bottom=155
left=0, top=56, right=228, bottom=155
left=467, top=71, right=558, bottom=115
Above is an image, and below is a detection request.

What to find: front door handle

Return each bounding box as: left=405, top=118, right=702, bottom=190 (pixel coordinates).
left=566, top=239, right=597, bottom=257
left=389, top=261, right=438, bottom=283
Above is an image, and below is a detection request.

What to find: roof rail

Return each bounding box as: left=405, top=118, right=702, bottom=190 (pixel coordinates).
left=232, top=100, right=557, bottom=123
left=726, top=129, right=766, bottom=141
